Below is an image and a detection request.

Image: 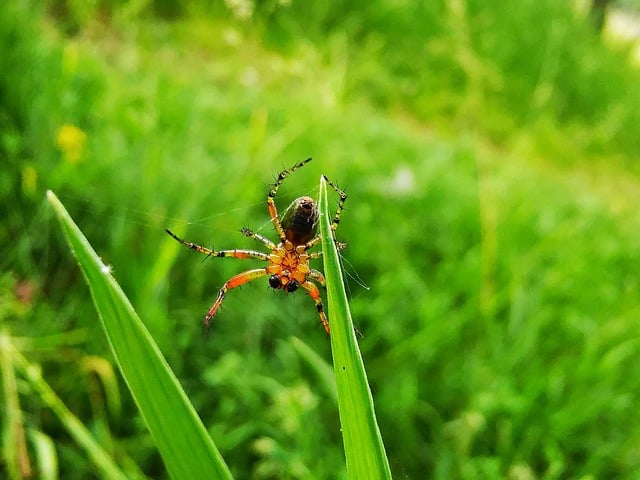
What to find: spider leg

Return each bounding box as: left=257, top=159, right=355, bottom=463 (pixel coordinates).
left=204, top=268, right=268, bottom=331
left=307, top=269, right=326, bottom=287
left=241, top=227, right=276, bottom=249
left=301, top=280, right=330, bottom=336
left=307, top=265, right=365, bottom=339
left=304, top=176, right=347, bottom=250
left=268, top=158, right=312, bottom=242
left=307, top=240, right=347, bottom=259
left=322, top=174, right=347, bottom=234
left=166, top=229, right=270, bottom=261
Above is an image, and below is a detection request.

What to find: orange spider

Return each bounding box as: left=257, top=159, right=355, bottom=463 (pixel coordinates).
left=166, top=158, right=346, bottom=335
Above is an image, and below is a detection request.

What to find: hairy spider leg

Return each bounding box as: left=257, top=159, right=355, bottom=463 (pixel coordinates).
left=307, top=241, right=347, bottom=260
left=267, top=158, right=312, bottom=242
left=204, top=268, right=269, bottom=331
left=301, top=280, right=330, bottom=335
left=241, top=227, right=276, bottom=249
left=322, top=174, right=348, bottom=233
left=303, top=174, right=348, bottom=250
left=166, top=229, right=271, bottom=261
left=307, top=269, right=326, bottom=286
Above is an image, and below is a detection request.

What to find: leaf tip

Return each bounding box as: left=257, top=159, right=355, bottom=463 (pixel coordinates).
left=46, top=190, right=59, bottom=208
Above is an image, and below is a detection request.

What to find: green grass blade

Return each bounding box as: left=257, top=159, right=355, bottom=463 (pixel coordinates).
left=0, top=332, right=32, bottom=480
left=11, top=347, right=133, bottom=480
left=28, top=428, right=58, bottom=480
left=318, top=177, right=392, bottom=479
left=46, top=191, right=233, bottom=480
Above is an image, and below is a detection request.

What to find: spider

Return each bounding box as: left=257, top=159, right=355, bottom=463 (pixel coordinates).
left=165, top=158, right=346, bottom=336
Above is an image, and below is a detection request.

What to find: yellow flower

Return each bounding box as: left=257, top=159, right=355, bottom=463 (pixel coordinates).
left=22, top=165, right=37, bottom=197
left=55, top=124, right=87, bottom=164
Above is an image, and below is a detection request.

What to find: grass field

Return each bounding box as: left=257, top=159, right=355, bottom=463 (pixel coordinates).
left=3, top=0, right=640, bottom=478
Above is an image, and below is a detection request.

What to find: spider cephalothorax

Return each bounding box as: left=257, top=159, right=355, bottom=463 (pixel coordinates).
left=166, top=158, right=346, bottom=335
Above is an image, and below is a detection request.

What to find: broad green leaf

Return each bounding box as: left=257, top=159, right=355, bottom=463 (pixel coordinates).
left=318, top=177, right=392, bottom=479
left=47, top=191, right=233, bottom=480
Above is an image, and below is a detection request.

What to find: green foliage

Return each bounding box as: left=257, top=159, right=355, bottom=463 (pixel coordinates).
left=3, top=0, right=640, bottom=478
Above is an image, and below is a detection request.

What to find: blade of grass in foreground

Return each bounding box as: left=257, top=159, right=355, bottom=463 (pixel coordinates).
left=47, top=191, right=233, bottom=480
left=318, top=177, right=392, bottom=479
left=9, top=345, right=135, bottom=480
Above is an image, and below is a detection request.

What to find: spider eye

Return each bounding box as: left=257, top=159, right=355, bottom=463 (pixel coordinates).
left=269, top=275, right=281, bottom=289
left=286, top=280, right=299, bottom=293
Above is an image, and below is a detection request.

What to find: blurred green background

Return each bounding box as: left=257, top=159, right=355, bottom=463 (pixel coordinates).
left=3, top=0, right=640, bottom=478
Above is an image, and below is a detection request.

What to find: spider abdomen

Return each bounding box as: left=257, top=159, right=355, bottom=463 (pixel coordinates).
left=281, top=196, right=318, bottom=245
